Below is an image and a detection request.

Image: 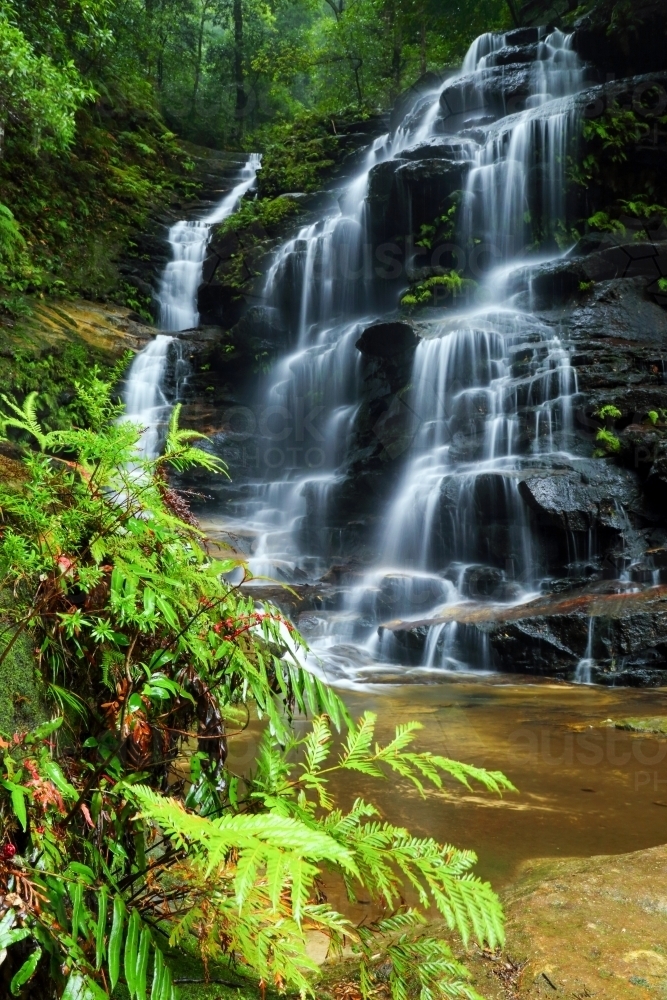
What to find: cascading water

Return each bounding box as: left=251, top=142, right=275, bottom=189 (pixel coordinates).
left=209, top=31, right=607, bottom=683
left=159, top=154, right=261, bottom=333
left=122, top=155, right=261, bottom=458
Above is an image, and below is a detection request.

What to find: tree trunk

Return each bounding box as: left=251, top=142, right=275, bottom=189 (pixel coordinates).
left=191, top=2, right=210, bottom=120
left=233, top=0, right=245, bottom=140
left=420, top=20, right=426, bottom=76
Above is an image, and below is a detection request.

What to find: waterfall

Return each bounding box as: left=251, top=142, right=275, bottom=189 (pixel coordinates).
left=159, top=154, right=261, bottom=333
left=575, top=618, right=595, bottom=684
left=122, top=155, right=261, bottom=458
left=203, top=31, right=593, bottom=683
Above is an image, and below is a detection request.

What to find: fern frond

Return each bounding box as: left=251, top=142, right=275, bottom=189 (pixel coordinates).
left=0, top=392, right=47, bottom=450
left=131, top=785, right=360, bottom=876
left=161, top=402, right=229, bottom=475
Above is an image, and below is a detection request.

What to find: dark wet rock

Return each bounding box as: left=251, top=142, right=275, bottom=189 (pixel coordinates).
left=399, top=140, right=473, bottom=161
left=573, top=0, right=667, bottom=77
left=383, top=586, right=667, bottom=684
left=483, top=609, right=667, bottom=684
left=366, top=157, right=468, bottom=242
left=484, top=43, right=540, bottom=67
left=505, top=27, right=541, bottom=46
left=511, top=242, right=667, bottom=312
left=356, top=321, right=419, bottom=358
left=518, top=461, right=647, bottom=533
left=440, top=64, right=535, bottom=119
left=646, top=441, right=667, bottom=503
left=458, top=564, right=523, bottom=601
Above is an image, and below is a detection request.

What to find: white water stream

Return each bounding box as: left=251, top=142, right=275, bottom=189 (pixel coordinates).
left=119, top=31, right=607, bottom=683
left=122, top=155, right=260, bottom=458
left=206, top=29, right=591, bottom=682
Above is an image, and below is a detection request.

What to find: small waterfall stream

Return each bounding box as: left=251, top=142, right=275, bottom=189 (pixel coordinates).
left=122, top=155, right=260, bottom=458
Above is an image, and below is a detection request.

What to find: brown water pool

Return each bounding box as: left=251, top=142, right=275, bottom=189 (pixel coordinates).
left=334, top=679, right=667, bottom=887
left=226, top=676, right=667, bottom=891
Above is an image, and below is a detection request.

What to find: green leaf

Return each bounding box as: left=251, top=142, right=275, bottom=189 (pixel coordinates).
left=43, top=759, right=77, bottom=799
left=108, top=895, right=125, bottom=991
left=28, top=717, right=63, bottom=741
left=10, top=947, right=41, bottom=995
left=0, top=910, right=29, bottom=950
left=70, top=881, right=84, bottom=941
left=125, top=908, right=140, bottom=998
left=159, top=964, right=173, bottom=1000
left=66, top=862, right=96, bottom=884
left=150, top=948, right=164, bottom=1000
left=136, top=925, right=151, bottom=1000
left=154, top=593, right=179, bottom=629
left=2, top=782, right=28, bottom=831
left=62, top=973, right=108, bottom=1000
left=95, top=885, right=108, bottom=969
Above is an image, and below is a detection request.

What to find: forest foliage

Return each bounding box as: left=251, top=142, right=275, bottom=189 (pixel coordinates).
left=0, top=369, right=514, bottom=998
left=0, top=0, right=511, bottom=313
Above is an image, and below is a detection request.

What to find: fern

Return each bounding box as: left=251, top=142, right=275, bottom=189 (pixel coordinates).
left=160, top=402, right=228, bottom=475
left=0, top=374, right=513, bottom=1000
left=0, top=392, right=48, bottom=450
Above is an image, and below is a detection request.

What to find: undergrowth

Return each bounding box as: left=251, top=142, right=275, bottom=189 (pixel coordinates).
left=0, top=367, right=513, bottom=999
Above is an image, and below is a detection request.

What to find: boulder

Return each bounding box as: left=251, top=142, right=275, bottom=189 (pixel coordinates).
left=399, top=139, right=474, bottom=161
left=518, top=461, right=647, bottom=534
left=355, top=321, right=419, bottom=358
left=484, top=43, right=541, bottom=67
left=567, top=276, right=667, bottom=346
left=366, top=157, right=469, bottom=242
left=440, top=64, right=535, bottom=119
left=482, top=608, right=667, bottom=683
left=504, top=27, right=541, bottom=46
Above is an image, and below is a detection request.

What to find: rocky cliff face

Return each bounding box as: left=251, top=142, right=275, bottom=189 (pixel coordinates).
left=172, top=4, right=667, bottom=685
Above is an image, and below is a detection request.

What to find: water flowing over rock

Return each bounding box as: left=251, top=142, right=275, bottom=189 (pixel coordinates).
left=122, top=157, right=260, bottom=458
left=128, top=19, right=667, bottom=686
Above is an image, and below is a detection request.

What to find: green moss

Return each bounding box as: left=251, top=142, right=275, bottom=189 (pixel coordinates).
left=0, top=105, right=198, bottom=316
left=613, top=717, right=667, bottom=735
left=252, top=106, right=373, bottom=198
left=211, top=196, right=300, bottom=293
left=0, top=634, right=45, bottom=735
left=217, top=196, right=299, bottom=239
left=0, top=594, right=46, bottom=736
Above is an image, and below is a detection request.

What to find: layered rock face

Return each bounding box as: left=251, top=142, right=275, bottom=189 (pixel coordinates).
left=170, top=8, right=667, bottom=686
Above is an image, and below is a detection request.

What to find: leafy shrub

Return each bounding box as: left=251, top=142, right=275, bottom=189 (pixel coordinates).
left=216, top=195, right=299, bottom=238
left=0, top=204, right=26, bottom=265
left=400, top=271, right=477, bottom=311
left=596, top=405, right=622, bottom=421
left=0, top=11, right=93, bottom=153
left=0, top=369, right=512, bottom=998
left=252, top=107, right=373, bottom=198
